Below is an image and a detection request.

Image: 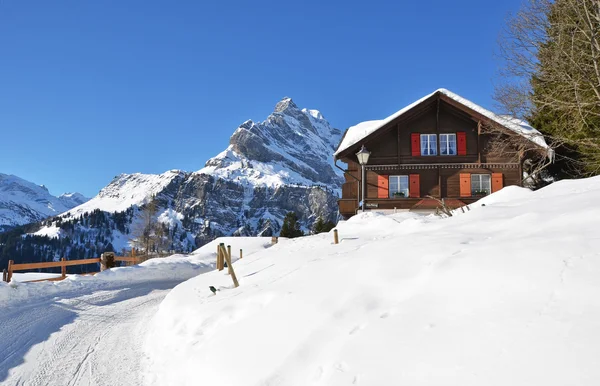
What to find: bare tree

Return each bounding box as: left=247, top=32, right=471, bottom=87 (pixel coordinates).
left=495, top=0, right=600, bottom=176
left=478, top=120, right=559, bottom=187
left=130, top=196, right=159, bottom=257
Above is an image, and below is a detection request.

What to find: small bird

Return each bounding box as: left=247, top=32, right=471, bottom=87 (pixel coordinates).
left=209, top=286, right=218, bottom=295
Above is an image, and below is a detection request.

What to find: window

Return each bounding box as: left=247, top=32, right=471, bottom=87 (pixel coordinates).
left=440, top=134, right=457, bottom=155
left=471, top=174, right=491, bottom=196
left=420, top=134, right=437, bottom=156
left=389, top=175, right=409, bottom=198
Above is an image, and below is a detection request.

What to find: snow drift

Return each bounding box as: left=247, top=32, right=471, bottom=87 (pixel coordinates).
left=0, top=237, right=273, bottom=308
left=144, top=177, right=600, bottom=386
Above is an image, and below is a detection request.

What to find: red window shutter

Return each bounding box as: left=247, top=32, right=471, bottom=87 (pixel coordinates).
left=411, top=133, right=420, bottom=156
left=409, top=174, right=420, bottom=198
left=378, top=175, right=389, bottom=198
left=460, top=173, right=471, bottom=197
left=457, top=132, right=467, bottom=155
left=491, top=173, right=503, bottom=193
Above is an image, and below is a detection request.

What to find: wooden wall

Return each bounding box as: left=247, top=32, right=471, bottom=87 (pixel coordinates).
left=339, top=97, right=520, bottom=166
left=336, top=94, right=526, bottom=217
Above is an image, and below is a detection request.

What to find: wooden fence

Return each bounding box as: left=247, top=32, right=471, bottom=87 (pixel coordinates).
left=3, top=256, right=144, bottom=283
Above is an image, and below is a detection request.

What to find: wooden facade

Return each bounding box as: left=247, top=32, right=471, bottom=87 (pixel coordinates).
left=334, top=90, right=541, bottom=219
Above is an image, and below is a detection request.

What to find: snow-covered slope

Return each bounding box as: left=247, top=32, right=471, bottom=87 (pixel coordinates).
left=66, top=170, right=187, bottom=216
left=144, top=176, right=600, bottom=385
left=0, top=174, right=89, bottom=231
left=0, top=237, right=274, bottom=385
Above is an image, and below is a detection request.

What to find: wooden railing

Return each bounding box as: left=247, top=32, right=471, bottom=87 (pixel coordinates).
left=3, top=256, right=144, bottom=283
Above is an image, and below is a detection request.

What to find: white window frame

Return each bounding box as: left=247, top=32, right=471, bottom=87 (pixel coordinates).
left=471, top=174, right=491, bottom=196
left=389, top=175, right=409, bottom=198
left=440, top=133, right=457, bottom=156
left=420, top=134, right=437, bottom=156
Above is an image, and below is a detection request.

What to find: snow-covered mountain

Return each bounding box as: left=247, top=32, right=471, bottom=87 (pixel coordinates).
left=0, top=174, right=90, bottom=232
left=0, top=98, right=343, bottom=265
left=200, top=97, right=343, bottom=189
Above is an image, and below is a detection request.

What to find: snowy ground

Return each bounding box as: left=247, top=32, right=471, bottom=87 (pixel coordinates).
left=3, top=177, right=600, bottom=385
left=144, top=177, right=600, bottom=386
left=11, top=272, right=63, bottom=282
left=0, top=281, right=176, bottom=386
left=0, top=237, right=272, bottom=385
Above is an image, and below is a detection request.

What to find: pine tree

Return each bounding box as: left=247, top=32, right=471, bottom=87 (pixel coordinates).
left=313, top=216, right=336, bottom=234
left=313, top=217, right=325, bottom=234
left=280, top=212, right=304, bottom=238
left=496, top=0, right=600, bottom=177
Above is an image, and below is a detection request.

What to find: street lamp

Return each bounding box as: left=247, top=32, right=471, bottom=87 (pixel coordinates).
left=356, top=145, right=371, bottom=212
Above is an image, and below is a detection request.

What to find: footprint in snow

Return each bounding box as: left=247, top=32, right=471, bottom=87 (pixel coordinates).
left=380, top=310, right=394, bottom=319
left=334, top=361, right=349, bottom=372
left=349, top=324, right=366, bottom=335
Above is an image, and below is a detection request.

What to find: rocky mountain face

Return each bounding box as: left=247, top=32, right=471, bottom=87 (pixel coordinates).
left=0, top=174, right=90, bottom=232
left=0, top=98, right=343, bottom=267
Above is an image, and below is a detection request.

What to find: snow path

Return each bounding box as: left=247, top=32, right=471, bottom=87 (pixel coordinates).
left=0, top=280, right=180, bottom=386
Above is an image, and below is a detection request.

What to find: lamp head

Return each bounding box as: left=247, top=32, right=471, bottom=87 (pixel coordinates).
left=356, top=145, right=371, bottom=165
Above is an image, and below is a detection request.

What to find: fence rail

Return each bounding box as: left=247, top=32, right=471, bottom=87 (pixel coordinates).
left=5, top=256, right=145, bottom=283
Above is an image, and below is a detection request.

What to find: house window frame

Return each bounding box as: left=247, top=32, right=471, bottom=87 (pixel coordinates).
left=389, top=175, right=409, bottom=198
left=420, top=134, right=437, bottom=156
left=471, top=174, right=491, bottom=196
left=440, top=133, right=457, bottom=156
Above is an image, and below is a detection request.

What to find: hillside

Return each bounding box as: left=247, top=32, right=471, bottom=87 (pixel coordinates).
left=142, top=177, right=600, bottom=385
left=0, top=174, right=89, bottom=232
left=0, top=98, right=342, bottom=269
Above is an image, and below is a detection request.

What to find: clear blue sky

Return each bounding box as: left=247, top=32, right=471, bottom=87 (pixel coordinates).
left=0, top=0, right=520, bottom=198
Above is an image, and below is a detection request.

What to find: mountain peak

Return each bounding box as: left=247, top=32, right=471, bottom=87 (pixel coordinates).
left=201, top=97, right=344, bottom=189
left=273, top=97, right=298, bottom=114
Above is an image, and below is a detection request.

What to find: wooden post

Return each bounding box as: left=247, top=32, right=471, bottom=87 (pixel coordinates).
left=333, top=229, right=339, bottom=244
left=217, top=244, right=221, bottom=271
left=271, top=236, right=278, bottom=245
left=2, top=269, right=7, bottom=283
left=218, top=243, right=225, bottom=271
left=219, top=245, right=239, bottom=288
left=227, top=245, right=232, bottom=275
left=240, top=249, right=243, bottom=259
left=7, top=260, right=13, bottom=282
left=216, top=244, right=220, bottom=270
left=61, top=258, right=66, bottom=278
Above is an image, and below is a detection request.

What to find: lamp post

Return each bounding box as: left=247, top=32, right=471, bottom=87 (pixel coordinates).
left=355, top=145, right=371, bottom=212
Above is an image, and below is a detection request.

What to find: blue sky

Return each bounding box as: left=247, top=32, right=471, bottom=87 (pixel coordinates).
left=0, top=0, right=521, bottom=197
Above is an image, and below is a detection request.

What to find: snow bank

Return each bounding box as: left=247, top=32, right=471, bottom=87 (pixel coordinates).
left=0, top=237, right=273, bottom=308
left=144, top=177, right=600, bottom=385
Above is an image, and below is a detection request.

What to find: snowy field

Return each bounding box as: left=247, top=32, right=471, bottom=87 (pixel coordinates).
left=144, top=177, right=600, bottom=386
left=0, top=237, right=273, bottom=385
left=2, top=177, right=600, bottom=385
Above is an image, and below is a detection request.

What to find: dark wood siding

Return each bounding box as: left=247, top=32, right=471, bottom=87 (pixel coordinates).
left=337, top=92, right=529, bottom=217
left=441, top=167, right=521, bottom=197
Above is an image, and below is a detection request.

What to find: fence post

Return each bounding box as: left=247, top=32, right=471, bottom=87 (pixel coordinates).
left=227, top=246, right=232, bottom=275
left=271, top=236, right=278, bottom=245
left=7, top=260, right=13, bottom=282
left=61, top=258, right=66, bottom=278
left=219, top=245, right=239, bottom=288
left=333, top=229, right=339, bottom=244
left=240, top=249, right=243, bottom=259
left=2, top=269, right=6, bottom=283
left=218, top=243, right=225, bottom=271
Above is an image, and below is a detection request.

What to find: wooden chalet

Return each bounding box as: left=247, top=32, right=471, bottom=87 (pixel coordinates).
left=334, top=88, right=550, bottom=219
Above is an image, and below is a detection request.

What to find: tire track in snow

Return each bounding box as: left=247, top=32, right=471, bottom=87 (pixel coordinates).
left=0, top=281, right=178, bottom=386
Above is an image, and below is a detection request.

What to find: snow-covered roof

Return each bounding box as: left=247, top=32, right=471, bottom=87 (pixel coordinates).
left=334, top=88, right=548, bottom=158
